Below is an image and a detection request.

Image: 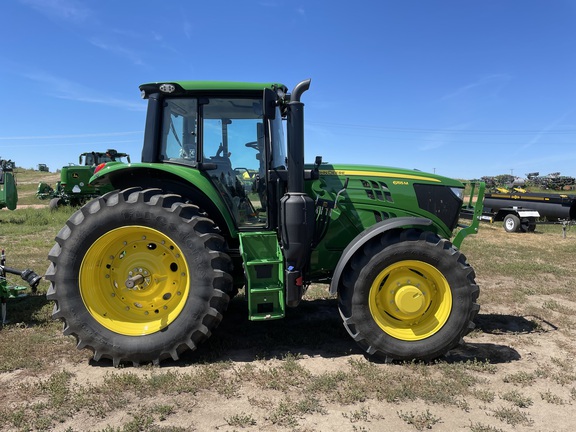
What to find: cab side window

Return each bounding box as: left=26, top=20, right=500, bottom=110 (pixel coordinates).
left=161, top=99, right=198, bottom=163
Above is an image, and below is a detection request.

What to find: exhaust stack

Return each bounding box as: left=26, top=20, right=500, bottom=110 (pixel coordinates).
left=280, top=79, right=315, bottom=307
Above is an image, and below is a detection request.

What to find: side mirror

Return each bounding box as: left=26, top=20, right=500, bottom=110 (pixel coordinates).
left=263, top=88, right=277, bottom=120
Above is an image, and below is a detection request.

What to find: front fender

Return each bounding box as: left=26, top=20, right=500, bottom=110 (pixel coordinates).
left=329, top=217, right=433, bottom=295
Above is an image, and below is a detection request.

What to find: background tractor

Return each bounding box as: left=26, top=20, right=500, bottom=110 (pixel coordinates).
left=37, top=149, right=130, bottom=209
left=47, top=79, right=485, bottom=366
left=0, top=158, right=17, bottom=211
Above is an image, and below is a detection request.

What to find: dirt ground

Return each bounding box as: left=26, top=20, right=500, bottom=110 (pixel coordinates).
left=3, top=282, right=574, bottom=432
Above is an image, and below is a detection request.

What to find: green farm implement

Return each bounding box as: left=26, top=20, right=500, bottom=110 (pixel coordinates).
left=1, top=249, right=42, bottom=324
left=0, top=159, right=17, bottom=211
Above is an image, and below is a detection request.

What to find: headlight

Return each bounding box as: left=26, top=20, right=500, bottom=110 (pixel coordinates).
left=450, top=187, right=464, bottom=201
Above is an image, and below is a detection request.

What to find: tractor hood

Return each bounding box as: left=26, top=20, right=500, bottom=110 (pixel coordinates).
left=310, top=163, right=467, bottom=240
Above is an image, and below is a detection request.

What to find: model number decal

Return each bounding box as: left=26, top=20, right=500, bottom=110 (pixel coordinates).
left=318, top=170, right=440, bottom=183
left=319, top=170, right=339, bottom=176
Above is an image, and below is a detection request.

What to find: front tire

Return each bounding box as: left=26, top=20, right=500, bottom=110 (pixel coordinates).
left=46, top=188, right=233, bottom=366
left=339, top=229, right=479, bottom=362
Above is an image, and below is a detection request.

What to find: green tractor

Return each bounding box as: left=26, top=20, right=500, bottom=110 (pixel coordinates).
left=37, top=149, right=130, bottom=209
left=46, top=80, right=485, bottom=366
left=0, top=159, right=17, bottom=211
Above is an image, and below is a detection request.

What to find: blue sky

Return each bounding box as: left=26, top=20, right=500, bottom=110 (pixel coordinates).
left=1, top=0, right=576, bottom=180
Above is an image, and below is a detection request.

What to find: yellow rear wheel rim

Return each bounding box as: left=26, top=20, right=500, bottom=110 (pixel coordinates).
left=368, top=260, right=452, bottom=341
left=79, top=226, right=190, bottom=336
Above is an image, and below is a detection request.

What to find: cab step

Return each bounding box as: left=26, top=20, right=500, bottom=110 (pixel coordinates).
left=238, top=232, right=285, bottom=320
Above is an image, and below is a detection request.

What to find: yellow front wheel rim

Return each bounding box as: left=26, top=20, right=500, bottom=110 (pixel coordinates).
left=368, top=260, right=452, bottom=341
left=79, top=226, right=190, bottom=336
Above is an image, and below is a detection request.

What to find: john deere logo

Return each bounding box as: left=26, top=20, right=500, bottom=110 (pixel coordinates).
left=72, top=173, right=79, bottom=178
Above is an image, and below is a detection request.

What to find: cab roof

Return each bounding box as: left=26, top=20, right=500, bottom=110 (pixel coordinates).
left=139, top=81, right=288, bottom=98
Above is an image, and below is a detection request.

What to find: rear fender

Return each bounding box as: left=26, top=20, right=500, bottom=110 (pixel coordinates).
left=329, top=217, right=433, bottom=295
left=91, top=163, right=238, bottom=237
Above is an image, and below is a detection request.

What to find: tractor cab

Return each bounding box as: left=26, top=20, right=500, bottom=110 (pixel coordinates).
left=80, top=149, right=131, bottom=166
left=149, top=86, right=288, bottom=228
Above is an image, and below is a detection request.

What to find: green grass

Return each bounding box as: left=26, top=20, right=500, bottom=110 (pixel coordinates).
left=397, top=409, right=442, bottom=431
left=500, top=390, right=533, bottom=408
left=502, top=371, right=538, bottom=386
left=225, top=412, right=257, bottom=427
left=491, top=406, right=533, bottom=427
left=0, top=206, right=75, bottom=283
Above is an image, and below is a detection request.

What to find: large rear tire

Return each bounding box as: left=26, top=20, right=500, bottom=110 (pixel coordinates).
left=46, top=188, right=233, bottom=366
left=339, top=229, right=479, bottom=362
